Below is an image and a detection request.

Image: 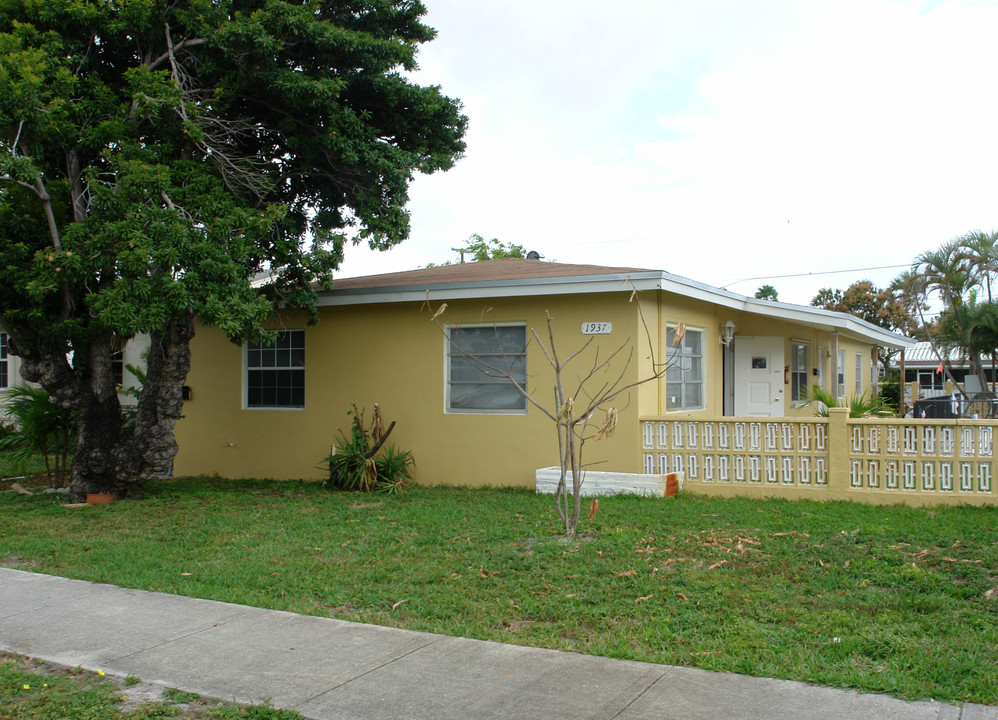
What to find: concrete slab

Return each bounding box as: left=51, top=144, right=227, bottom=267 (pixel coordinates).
left=614, top=665, right=962, bottom=720
left=965, top=706, right=998, bottom=720
left=298, top=634, right=665, bottom=720
left=110, top=610, right=440, bottom=707
left=0, top=570, right=118, bottom=617
left=0, top=578, right=254, bottom=667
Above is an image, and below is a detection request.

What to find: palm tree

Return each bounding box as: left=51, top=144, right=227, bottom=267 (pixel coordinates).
left=960, top=230, right=998, bottom=385
left=914, top=240, right=986, bottom=383
left=962, top=230, right=998, bottom=303
left=0, top=385, right=76, bottom=487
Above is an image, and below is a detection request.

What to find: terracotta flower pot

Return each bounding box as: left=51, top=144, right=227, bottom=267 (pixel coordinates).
left=86, top=493, right=114, bottom=506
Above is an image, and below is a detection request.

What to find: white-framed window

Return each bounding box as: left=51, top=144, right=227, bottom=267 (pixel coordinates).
left=790, top=342, right=808, bottom=403
left=446, top=324, right=527, bottom=413
left=918, top=370, right=943, bottom=392
left=0, top=333, right=7, bottom=389
left=111, top=350, right=124, bottom=387
left=666, top=325, right=704, bottom=410
left=246, top=330, right=305, bottom=409
left=855, top=353, right=863, bottom=395
left=837, top=349, right=846, bottom=398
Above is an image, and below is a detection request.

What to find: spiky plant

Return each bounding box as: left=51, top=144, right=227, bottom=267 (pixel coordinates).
left=807, top=385, right=895, bottom=418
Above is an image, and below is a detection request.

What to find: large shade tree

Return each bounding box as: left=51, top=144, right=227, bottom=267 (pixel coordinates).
left=0, top=0, right=466, bottom=500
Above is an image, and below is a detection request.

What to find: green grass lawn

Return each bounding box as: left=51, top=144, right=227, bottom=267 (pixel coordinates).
left=1, top=477, right=996, bottom=705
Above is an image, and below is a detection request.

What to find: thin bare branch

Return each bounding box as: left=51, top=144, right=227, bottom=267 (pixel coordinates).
left=11, top=119, right=23, bottom=155
left=147, top=36, right=205, bottom=72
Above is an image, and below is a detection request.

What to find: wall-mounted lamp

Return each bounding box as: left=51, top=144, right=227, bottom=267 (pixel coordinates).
left=720, top=320, right=736, bottom=346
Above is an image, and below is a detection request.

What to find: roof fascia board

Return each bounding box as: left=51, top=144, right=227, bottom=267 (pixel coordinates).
left=655, top=273, right=914, bottom=349
left=318, top=269, right=914, bottom=349
left=316, top=272, right=663, bottom=307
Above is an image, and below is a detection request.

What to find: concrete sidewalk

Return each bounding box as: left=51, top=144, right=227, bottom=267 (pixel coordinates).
left=0, top=568, right=992, bottom=720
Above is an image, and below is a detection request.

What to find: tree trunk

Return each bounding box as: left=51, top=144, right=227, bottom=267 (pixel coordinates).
left=68, top=328, right=127, bottom=500
left=17, top=316, right=195, bottom=502
left=128, top=314, right=194, bottom=479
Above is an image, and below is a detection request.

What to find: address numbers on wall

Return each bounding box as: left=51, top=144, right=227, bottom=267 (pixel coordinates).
left=581, top=322, right=612, bottom=335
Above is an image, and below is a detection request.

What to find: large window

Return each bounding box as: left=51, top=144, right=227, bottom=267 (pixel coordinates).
left=0, top=333, right=7, bottom=388
left=666, top=325, right=704, bottom=410
left=246, top=330, right=305, bottom=409
left=790, top=342, right=808, bottom=403
left=447, top=325, right=526, bottom=412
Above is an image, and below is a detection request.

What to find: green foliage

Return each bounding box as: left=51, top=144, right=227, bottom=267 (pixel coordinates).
left=0, top=0, right=467, bottom=339
left=374, top=444, right=416, bottom=495
left=162, top=688, right=199, bottom=704
left=325, top=405, right=414, bottom=493
left=0, top=0, right=466, bottom=488
left=807, top=385, right=895, bottom=418
left=910, top=232, right=998, bottom=385
left=879, top=379, right=901, bottom=413
left=428, top=234, right=526, bottom=266
left=754, top=284, right=778, bottom=301
left=0, top=385, right=75, bottom=485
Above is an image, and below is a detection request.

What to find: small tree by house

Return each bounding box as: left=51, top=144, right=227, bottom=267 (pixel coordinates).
left=429, top=290, right=680, bottom=536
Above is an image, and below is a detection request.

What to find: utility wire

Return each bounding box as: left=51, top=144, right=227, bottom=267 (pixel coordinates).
left=721, top=263, right=909, bottom=289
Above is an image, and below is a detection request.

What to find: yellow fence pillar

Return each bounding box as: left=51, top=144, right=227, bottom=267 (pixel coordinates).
left=826, top=407, right=850, bottom=500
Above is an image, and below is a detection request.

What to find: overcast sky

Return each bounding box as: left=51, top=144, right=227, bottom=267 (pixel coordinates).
left=335, top=0, right=998, bottom=306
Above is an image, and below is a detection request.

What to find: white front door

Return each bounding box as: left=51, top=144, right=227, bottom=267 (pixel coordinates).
left=734, top=337, right=785, bottom=417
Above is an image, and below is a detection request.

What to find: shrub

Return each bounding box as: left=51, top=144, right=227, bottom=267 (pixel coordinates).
left=807, top=385, right=895, bottom=418
left=0, top=385, right=76, bottom=486
left=324, top=405, right=414, bottom=493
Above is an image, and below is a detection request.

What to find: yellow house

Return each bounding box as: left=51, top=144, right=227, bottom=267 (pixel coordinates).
left=173, top=259, right=914, bottom=487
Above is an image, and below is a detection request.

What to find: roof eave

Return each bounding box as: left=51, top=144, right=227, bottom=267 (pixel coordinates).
left=317, top=269, right=916, bottom=350
left=315, top=270, right=664, bottom=306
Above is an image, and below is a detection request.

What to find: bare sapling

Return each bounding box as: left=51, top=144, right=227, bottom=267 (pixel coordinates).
left=428, top=286, right=682, bottom=535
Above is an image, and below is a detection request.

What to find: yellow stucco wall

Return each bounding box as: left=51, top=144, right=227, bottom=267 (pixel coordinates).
left=173, top=288, right=885, bottom=486
left=638, top=295, right=882, bottom=420
left=173, top=292, right=646, bottom=486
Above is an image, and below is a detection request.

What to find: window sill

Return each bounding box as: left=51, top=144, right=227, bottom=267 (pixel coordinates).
left=244, top=406, right=306, bottom=411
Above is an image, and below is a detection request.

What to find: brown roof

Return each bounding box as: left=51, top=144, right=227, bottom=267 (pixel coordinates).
left=330, top=258, right=655, bottom=292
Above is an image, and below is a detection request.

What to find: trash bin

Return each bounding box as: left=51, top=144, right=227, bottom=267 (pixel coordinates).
left=912, top=395, right=957, bottom=418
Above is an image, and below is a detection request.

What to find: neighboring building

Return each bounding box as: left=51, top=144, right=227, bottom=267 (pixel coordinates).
left=172, top=259, right=914, bottom=487
left=894, top=341, right=997, bottom=398
left=0, top=333, right=150, bottom=419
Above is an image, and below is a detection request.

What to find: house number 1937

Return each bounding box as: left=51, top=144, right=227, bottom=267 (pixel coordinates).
left=581, top=322, right=612, bottom=335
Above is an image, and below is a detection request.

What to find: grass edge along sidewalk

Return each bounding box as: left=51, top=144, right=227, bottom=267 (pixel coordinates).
left=1, top=476, right=996, bottom=705
left=1, top=653, right=303, bottom=719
